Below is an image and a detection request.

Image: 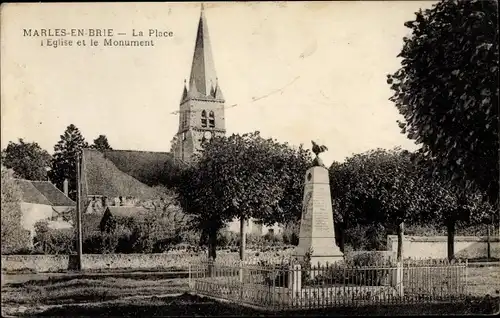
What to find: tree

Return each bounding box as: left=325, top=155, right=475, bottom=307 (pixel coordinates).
left=1, top=138, right=52, bottom=181
left=91, top=135, right=113, bottom=151
left=415, top=154, right=495, bottom=260
left=1, top=169, right=31, bottom=253
left=177, top=132, right=311, bottom=260
left=387, top=0, right=499, bottom=206
left=330, top=148, right=495, bottom=261
left=330, top=148, right=426, bottom=260
left=49, top=124, right=89, bottom=200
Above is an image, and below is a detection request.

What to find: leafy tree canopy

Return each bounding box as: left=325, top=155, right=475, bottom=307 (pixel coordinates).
left=329, top=148, right=423, bottom=230
left=388, top=0, right=499, bottom=204
left=329, top=148, right=491, bottom=231
left=1, top=138, right=52, bottom=181
left=176, top=131, right=311, bottom=257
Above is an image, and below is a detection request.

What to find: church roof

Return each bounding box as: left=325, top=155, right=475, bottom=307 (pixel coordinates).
left=188, top=5, right=219, bottom=98
left=81, top=149, right=162, bottom=199
left=100, top=149, right=173, bottom=186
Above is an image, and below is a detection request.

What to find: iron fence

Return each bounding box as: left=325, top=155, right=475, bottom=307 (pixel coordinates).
left=188, top=258, right=468, bottom=311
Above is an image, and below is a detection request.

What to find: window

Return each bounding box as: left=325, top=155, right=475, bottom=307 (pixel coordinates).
left=201, top=110, right=207, bottom=128
left=209, top=111, right=215, bottom=128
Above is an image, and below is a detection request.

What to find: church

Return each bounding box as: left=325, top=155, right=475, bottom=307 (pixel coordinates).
left=169, top=5, right=225, bottom=163
left=80, top=5, right=281, bottom=236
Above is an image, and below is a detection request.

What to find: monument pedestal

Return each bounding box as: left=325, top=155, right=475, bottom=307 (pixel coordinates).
left=295, top=166, right=343, bottom=267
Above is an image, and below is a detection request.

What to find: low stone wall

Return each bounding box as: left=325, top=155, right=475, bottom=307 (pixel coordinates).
left=79, top=252, right=206, bottom=271
left=1, top=252, right=205, bottom=273
left=1, top=255, right=69, bottom=273
left=386, top=235, right=500, bottom=259
left=1, top=249, right=296, bottom=273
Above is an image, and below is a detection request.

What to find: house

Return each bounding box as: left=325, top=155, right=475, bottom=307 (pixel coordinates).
left=12, top=178, right=75, bottom=244
left=80, top=148, right=168, bottom=214
left=99, top=206, right=149, bottom=232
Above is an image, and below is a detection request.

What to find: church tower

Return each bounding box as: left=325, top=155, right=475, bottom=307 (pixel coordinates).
left=171, top=5, right=226, bottom=163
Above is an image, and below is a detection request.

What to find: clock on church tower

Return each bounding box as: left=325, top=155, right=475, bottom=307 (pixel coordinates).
left=170, top=5, right=226, bottom=163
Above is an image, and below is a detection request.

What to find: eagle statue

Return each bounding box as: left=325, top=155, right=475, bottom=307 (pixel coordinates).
left=311, top=140, right=328, bottom=167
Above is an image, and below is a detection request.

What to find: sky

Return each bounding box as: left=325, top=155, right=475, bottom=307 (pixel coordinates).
left=1, top=1, right=436, bottom=166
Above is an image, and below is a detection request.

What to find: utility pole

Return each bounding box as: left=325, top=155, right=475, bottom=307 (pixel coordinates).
left=76, top=152, right=83, bottom=270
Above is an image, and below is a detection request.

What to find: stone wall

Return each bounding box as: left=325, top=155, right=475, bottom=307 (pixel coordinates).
left=1, top=255, right=69, bottom=272
left=225, top=218, right=283, bottom=236
left=386, top=235, right=500, bottom=259
left=1, top=249, right=295, bottom=273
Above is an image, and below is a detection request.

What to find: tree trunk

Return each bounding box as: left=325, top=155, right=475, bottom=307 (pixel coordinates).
left=208, top=229, right=217, bottom=261
left=446, top=218, right=455, bottom=261
left=335, top=222, right=345, bottom=253
left=240, top=217, right=246, bottom=261
left=487, top=224, right=491, bottom=260
left=397, top=222, right=404, bottom=262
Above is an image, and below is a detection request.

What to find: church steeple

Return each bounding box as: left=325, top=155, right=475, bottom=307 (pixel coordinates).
left=188, top=3, right=218, bottom=98
left=171, top=3, right=226, bottom=164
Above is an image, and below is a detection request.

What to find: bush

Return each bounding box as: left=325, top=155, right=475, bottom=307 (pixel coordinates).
left=83, top=230, right=105, bottom=254
left=33, top=221, right=75, bottom=255
left=1, top=171, right=32, bottom=254
left=217, top=231, right=239, bottom=248
left=246, top=233, right=265, bottom=248
left=263, top=232, right=285, bottom=246
left=282, top=222, right=299, bottom=246
left=343, top=224, right=388, bottom=251
left=346, top=251, right=393, bottom=266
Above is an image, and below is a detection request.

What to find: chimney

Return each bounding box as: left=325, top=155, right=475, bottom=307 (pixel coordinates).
left=63, top=179, right=69, bottom=197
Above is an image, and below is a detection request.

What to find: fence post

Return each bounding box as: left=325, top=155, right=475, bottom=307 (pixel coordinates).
left=239, top=260, right=243, bottom=284
left=396, top=261, right=404, bottom=298
left=272, top=267, right=277, bottom=308
left=465, top=259, right=468, bottom=296
left=188, top=263, right=192, bottom=289
left=291, top=264, right=302, bottom=298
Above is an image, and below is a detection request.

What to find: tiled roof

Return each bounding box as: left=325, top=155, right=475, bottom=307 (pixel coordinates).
left=12, top=179, right=74, bottom=206
left=13, top=179, right=52, bottom=205
left=31, top=181, right=75, bottom=206
left=101, top=149, right=173, bottom=186
left=81, top=149, right=160, bottom=199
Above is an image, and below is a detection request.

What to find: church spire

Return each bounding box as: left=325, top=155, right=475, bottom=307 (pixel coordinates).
left=181, top=79, right=188, bottom=102
left=188, top=3, right=218, bottom=98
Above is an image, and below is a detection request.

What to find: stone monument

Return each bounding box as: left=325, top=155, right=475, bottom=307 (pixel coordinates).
left=295, top=140, right=343, bottom=266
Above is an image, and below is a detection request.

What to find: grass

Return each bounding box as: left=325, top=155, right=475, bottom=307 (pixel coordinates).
left=466, top=266, right=500, bottom=297
left=1, top=273, right=188, bottom=307
left=6, top=293, right=500, bottom=316
left=1, top=266, right=499, bottom=316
